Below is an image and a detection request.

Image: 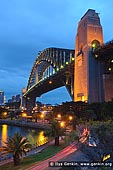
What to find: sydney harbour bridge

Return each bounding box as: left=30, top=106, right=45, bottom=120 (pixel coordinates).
left=23, top=9, right=113, bottom=114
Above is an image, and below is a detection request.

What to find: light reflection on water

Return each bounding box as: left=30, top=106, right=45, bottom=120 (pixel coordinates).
left=0, top=124, right=48, bottom=147
left=1, top=125, right=7, bottom=146
left=37, top=131, right=48, bottom=146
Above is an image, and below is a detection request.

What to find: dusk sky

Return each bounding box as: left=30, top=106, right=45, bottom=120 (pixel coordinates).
left=0, top=0, right=113, bottom=104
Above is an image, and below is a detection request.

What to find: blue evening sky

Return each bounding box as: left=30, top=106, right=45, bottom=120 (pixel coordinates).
left=0, top=0, right=113, bottom=104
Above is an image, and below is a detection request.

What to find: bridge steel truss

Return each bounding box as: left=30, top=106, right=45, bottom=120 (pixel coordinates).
left=24, top=47, right=75, bottom=115
left=93, top=40, right=113, bottom=102
left=94, top=39, right=113, bottom=73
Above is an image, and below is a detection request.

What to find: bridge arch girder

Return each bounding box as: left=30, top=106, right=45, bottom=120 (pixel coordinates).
left=27, top=47, right=75, bottom=90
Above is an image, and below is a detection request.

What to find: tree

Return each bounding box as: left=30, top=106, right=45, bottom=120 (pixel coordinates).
left=45, top=120, right=65, bottom=146
left=1, top=132, right=32, bottom=166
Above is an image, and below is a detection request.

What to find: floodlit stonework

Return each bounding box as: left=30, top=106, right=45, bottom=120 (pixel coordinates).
left=74, top=9, right=104, bottom=103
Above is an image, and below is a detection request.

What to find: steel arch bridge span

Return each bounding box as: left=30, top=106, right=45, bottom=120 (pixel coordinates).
left=24, top=47, right=75, bottom=114
left=27, top=47, right=74, bottom=90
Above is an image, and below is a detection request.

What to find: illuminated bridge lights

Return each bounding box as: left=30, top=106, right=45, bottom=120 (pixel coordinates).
left=60, top=65, right=64, bottom=69
left=66, top=61, right=69, bottom=65
left=108, top=67, right=112, bottom=71
left=92, top=43, right=96, bottom=48
left=56, top=68, right=59, bottom=71
left=111, top=59, right=113, bottom=63
left=48, top=80, right=52, bottom=84
left=94, top=54, right=98, bottom=58
left=91, top=40, right=100, bottom=49
left=71, top=57, right=75, bottom=61
left=24, top=48, right=75, bottom=98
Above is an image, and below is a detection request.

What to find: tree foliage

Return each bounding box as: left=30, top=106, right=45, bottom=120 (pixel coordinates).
left=44, top=120, right=65, bottom=146
left=1, top=132, right=32, bottom=166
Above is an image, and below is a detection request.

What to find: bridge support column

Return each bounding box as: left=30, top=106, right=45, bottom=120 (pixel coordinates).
left=74, top=9, right=104, bottom=103
left=26, top=97, right=36, bottom=116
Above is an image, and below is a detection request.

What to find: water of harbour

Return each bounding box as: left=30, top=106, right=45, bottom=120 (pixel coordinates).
left=0, top=124, right=48, bottom=160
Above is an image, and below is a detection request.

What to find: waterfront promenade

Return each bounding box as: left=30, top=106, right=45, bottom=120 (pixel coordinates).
left=0, top=121, right=89, bottom=169
left=0, top=119, right=49, bottom=130
left=0, top=119, right=50, bottom=164
left=0, top=139, right=54, bottom=166
left=0, top=138, right=89, bottom=170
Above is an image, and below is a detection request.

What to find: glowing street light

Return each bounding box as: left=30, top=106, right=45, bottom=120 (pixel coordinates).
left=60, top=121, right=65, bottom=128
left=40, top=113, right=44, bottom=119
left=69, top=116, right=73, bottom=121
left=3, top=112, right=7, bottom=116
left=22, top=112, right=27, bottom=117
left=57, top=114, right=61, bottom=119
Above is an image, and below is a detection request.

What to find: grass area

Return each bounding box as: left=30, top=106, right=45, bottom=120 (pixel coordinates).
left=0, top=144, right=65, bottom=170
